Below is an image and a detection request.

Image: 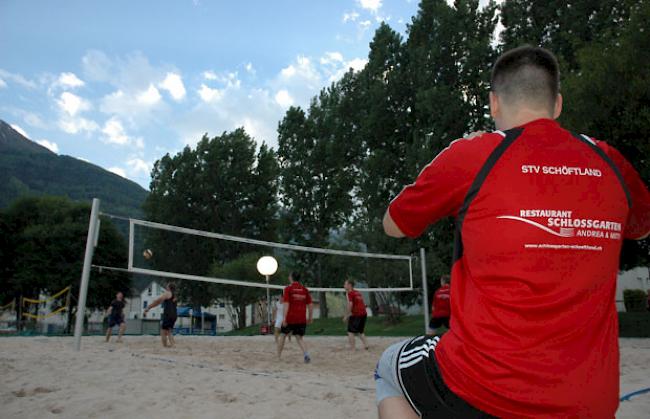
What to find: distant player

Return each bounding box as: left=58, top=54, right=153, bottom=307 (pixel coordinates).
left=272, top=295, right=288, bottom=343
left=105, top=291, right=126, bottom=343
left=144, top=283, right=177, bottom=348
left=277, top=272, right=313, bottom=363
left=344, top=279, right=369, bottom=351
left=427, top=275, right=450, bottom=335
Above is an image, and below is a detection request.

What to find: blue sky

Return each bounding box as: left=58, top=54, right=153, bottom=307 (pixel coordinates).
left=0, top=0, right=424, bottom=189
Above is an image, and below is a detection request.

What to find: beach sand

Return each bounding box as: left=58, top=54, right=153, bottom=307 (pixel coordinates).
left=0, top=336, right=648, bottom=418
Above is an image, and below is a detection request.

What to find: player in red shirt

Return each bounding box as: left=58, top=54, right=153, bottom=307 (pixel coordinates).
left=276, top=271, right=313, bottom=363
left=344, top=279, right=370, bottom=351
left=374, top=45, right=650, bottom=418
left=427, top=275, right=450, bottom=335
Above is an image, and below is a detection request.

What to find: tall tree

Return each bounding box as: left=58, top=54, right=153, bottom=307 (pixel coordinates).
left=561, top=0, right=650, bottom=268
left=500, top=0, right=635, bottom=71
left=0, top=196, right=130, bottom=330
left=144, top=129, right=279, bottom=315
left=277, top=85, right=359, bottom=317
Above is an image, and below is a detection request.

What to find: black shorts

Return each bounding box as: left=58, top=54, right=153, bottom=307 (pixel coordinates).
left=395, top=336, right=495, bottom=418
left=429, top=316, right=450, bottom=329
left=348, top=315, right=367, bottom=334
left=108, top=314, right=124, bottom=328
left=161, top=317, right=177, bottom=330
left=281, top=323, right=306, bottom=336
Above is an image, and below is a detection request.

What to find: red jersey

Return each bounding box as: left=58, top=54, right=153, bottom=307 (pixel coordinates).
left=431, top=284, right=450, bottom=318
left=347, top=290, right=367, bottom=316
left=283, top=282, right=312, bottom=325
left=389, top=119, right=650, bottom=418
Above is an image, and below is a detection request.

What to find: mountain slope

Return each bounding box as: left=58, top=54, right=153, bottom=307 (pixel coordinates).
left=0, top=120, right=147, bottom=216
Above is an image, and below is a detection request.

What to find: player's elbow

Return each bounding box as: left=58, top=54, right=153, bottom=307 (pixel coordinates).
left=383, top=210, right=406, bottom=238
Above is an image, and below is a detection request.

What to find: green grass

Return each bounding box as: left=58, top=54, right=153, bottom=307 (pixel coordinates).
left=224, top=315, right=428, bottom=337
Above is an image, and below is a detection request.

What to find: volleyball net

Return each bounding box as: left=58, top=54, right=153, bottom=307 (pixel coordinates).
left=116, top=217, right=415, bottom=293
left=74, top=198, right=430, bottom=350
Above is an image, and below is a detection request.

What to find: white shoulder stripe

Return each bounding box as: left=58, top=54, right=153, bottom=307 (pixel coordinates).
left=581, top=134, right=596, bottom=145
left=494, top=130, right=506, bottom=137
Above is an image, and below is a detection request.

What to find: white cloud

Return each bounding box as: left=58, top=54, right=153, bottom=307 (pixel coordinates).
left=203, top=70, right=218, bottom=80
left=0, top=78, right=6, bottom=88
left=108, top=167, right=127, bottom=178
left=101, top=117, right=144, bottom=148
left=59, top=117, right=99, bottom=134
left=320, top=52, right=344, bottom=65
left=244, top=62, right=255, bottom=74
left=58, top=72, right=85, bottom=88
left=357, top=0, right=382, bottom=13
left=82, top=50, right=114, bottom=82
left=347, top=58, right=368, bottom=72
left=126, top=158, right=151, bottom=177
left=343, top=11, right=360, bottom=22
left=274, top=90, right=294, bottom=108
left=198, top=84, right=223, bottom=103
left=359, top=20, right=372, bottom=28
left=10, top=124, right=29, bottom=138
left=102, top=117, right=130, bottom=145
left=0, top=69, right=37, bottom=89
left=159, top=72, right=186, bottom=101
left=137, top=84, right=162, bottom=105
left=36, top=139, right=59, bottom=153
left=281, top=65, right=296, bottom=78
left=22, top=112, right=46, bottom=128
left=57, top=92, right=91, bottom=116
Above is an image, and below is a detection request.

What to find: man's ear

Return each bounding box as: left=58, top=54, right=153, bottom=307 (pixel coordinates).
left=553, top=93, right=563, bottom=119
left=489, top=91, right=499, bottom=119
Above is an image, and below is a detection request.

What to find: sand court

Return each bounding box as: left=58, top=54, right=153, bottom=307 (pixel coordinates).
left=0, top=336, right=648, bottom=418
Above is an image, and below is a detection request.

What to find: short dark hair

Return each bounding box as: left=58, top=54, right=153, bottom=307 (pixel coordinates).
left=290, top=271, right=301, bottom=282
left=491, top=45, right=560, bottom=111
left=441, top=275, right=451, bottom=285
left=167, top=282, right=176, bottom=293
left=346, top=279, right=355, bottom=287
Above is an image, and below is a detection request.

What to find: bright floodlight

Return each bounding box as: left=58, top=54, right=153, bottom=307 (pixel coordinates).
left=257, top=256, right=278, bottom=276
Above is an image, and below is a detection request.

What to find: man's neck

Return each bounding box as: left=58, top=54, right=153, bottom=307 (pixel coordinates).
left=497, top=109, right=553, bottom=131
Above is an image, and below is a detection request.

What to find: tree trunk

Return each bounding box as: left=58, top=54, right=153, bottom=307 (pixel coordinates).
left=238, top=303, right=247, bottom=329
left=369, top=293, right=379, bottom=316
left=319, top=292, right=328, bottom=319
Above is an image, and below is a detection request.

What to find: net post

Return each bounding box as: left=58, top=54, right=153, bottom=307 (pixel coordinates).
left=266, top=275, right=271, bottom=330
left=74, top=198, right=100, bottom=351
left=420, top=248, right=429, bottom=335
left=128, top=219, right=134, bottom=270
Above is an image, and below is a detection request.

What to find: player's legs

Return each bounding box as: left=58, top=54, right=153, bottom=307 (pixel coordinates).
left=274, top=327, right=280, bottom=343
left=105, top=326, right=112, bottom=342
left=168, top=330, right=175, bottom=347
left=295, top=335, right=310, bottom=363
left=378, top=397, right=420, bottom=419
left=376, top=339, right=418, bottom=418
left=117, top=321, right=126, bottom=342
left=276, top=333, right=287, bottom=359
left=160, top=329, right=168, bottom=347
left=359, top=333, right=369, bottom=350
left=347, top=332, right=356, bottom=350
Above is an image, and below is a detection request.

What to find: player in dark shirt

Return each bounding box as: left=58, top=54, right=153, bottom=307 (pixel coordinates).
left=105, top=291, right=126, bottom=343
left=144, top=283, right=177, bottom=348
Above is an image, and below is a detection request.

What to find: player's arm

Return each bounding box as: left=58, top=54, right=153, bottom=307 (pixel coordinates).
left=105, top=305, right=112, bottom=317
left=384, top=135, right=481, bottom=239
left=145, top=291, right=170, bottom=312
left=600, top=142, right=650, bottom=240
left=272, top=305, right=277, bottom=322
left=307, top=303, right=313, bottom=324
left=383, top=211, right=406, bottom=238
